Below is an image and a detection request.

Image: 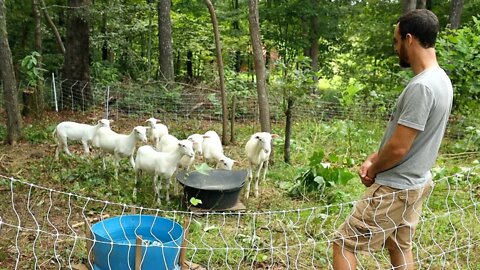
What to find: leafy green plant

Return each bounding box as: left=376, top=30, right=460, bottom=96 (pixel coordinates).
left=288, top=149, right=355, bottom=203
left=20, top=51, right=46, bottom=88
left=437, top=16, right=480, bottom=115
left=24, top=125, right=55, bottom=144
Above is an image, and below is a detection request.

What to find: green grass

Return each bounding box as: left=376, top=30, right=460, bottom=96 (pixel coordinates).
left=0, top=115, right=479, bottom=268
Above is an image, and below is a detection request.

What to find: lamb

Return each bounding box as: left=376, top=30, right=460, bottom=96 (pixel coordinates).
left=157, top=134, right=180, bottom=153
left=244, top=132, right=279, bottom=199
left=92, top=126, right=148, bottom=179
left=53, top=119, right=111, bottom=159
left=134, top=140, right=195, bottom=205
left=145, top=117, right=169, bottom=149
left=202, top=130, right=235, bottom=170
left=187, top=133, right=204, bottom=156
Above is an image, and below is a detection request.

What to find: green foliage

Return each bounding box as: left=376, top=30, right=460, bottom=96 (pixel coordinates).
left=449, top=125, right=480, bottom=153
left=288, top=149, right=355, bottom=204
left=20, top=51, right=46, bottom=88
left=437, top=17, right=480, bottom=115
left=189, top=197, right=202, bottom=206
left=91, top=61, right=121, bottom=86
left=270, top=55, right=316, bottom=105
left=24, top=124, right=55, bottom=144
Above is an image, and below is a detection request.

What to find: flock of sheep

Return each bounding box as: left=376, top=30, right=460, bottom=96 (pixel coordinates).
left=52, top=118, right=278, bottom=205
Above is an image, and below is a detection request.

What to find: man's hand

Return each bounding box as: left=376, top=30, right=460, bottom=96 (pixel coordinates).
left=359, top=159, right=375, bottom=187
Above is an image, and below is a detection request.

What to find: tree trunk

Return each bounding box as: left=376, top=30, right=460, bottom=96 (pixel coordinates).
left=307, top=14, right=319, bottom=93
left=62, top=0, right=91, bottom=110
left=39, top=0, right=65, bottom=54
left=248, top=0, right=271, bottom=133
left=23, top=0, right=44, bottom=117
left=0, top=0, right=23, bottom=144
left=157, top=0, right=174, bottom=82
left=417, top=0, right=427, bottom=9
left=203, top=0, right=229, bottom=144
left=449, top=0, right=464, bottom=29
left=232, top=0, right=241, bottom=73
left=186, top=50, right=193, bottom=79
left=284, top=98, right=293, bottom=163
left=402, top=0, right=416, bottom=14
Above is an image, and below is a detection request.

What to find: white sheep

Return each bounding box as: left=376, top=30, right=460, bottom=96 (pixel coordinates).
left=244, top=132, right=279, bottom=199
left=134, top=140, right=194, bottom=205
left=53, top=119, right=111, bottom=159
left=187, top=133, right=204, bottom=156
left=92, top=126, right=148, bottom=179
left=145, top=117, right=169, bottom=149
left=157, top=134, right=180, bottom=153
left=202, top=130, right=236, bottom=170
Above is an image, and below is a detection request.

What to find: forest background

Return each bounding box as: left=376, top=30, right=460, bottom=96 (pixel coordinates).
left=1, top=0, right=479, bottom=145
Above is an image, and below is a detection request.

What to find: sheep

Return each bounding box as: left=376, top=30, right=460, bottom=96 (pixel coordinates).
left=202, top=130, right=236, bottom=170
left=53, top=119, right=111, bottom=160
left=134, top=140, right=195, bottom=205
left=157, top=134, right=180, bottom=153
left=244, top=132, right=279, bottom=199
left=155, top=133, right=195, bottom=172
left=187, top=133, right=204, bottom=156
left=145, top=117, right=169, bottom=149
left=92, top=126, right=148, bottom=179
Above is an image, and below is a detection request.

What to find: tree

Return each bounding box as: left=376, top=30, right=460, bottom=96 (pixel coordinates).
left=40, top=0, right=65, bottom=54
left=449, top=0, right=464, bottom=29
left=204, top=0, right=229, bottom=144
left=22, top=0, right=45, bottom=117
left=62, top=0, right=91, bottom=109
left=0, top=0, right=23, bottom=144
left=403, top=0, right=416, bottom=14
left=248, top=0, right=271, bottom=133
left=158, top=0, right=174, bottom=81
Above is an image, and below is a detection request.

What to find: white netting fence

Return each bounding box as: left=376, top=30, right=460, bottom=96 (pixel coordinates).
left=40, top=77, right=393, bottom=123
left=1, top=164, right=479, bottom=269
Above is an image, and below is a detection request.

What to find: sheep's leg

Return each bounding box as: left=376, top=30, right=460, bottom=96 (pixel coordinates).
left=55, top=143, right=61, bottom=160
left=100, top=151, right=107, bottom=171
left=245, top=165, right=253, bottom=199
left=81, top=140, right=90, bottom=156
left=254, top=162, right=264, bottom=198
left=62, top=139, right=72, bottom=156
left=129, top=155, right=135, bottom=169
left=165, top=176, right=171, bottom=203
left=261, top=159, right=269, bottom=183
left=134, top=170, right=140, bottom=201
left=154, top=174, right=161, bottom=206
left=114, top=155, right=119, bottom=180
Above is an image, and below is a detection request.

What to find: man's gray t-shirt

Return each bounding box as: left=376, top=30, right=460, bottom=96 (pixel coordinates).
left=375, top=66, right=453, bottom=190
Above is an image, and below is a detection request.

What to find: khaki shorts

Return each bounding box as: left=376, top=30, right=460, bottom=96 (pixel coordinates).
left=333, top=180, right=434, bottom=252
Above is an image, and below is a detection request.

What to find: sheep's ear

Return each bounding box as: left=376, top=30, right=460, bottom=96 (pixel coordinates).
left=232, top=160, right=238, bottom=163
left=271, top=134, right=280, bottom=139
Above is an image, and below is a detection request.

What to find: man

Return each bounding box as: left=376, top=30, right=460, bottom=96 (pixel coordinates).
left=332, top=9, right=453, bottom=270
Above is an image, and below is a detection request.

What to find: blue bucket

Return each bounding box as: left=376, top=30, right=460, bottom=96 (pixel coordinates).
left=91, top=215, right=183, bottom=270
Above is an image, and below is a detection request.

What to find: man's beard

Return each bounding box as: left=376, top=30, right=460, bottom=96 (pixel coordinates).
left=399, top=43, right=410, bottom=68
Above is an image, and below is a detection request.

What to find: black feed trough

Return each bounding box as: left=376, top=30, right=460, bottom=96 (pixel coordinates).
left=176, top=169, right=247, bottom=210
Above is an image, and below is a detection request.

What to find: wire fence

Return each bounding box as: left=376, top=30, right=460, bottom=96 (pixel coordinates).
left=32, top=76, right=391, bottom=123
left=1, top=165, right=479, bottom=269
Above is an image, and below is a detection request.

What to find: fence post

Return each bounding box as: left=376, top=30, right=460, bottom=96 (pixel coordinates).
left=52, top=73, right=58, bottom=112
left=105, top=85, right=110, bottom=119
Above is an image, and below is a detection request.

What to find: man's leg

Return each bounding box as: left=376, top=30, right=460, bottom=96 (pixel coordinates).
left=386, top=237, right=414, bottom=270
left=333, top=242, right=357, bottom=270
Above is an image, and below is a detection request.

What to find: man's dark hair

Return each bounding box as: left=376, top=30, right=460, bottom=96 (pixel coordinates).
left=397, top=9, right=439, bottom=48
